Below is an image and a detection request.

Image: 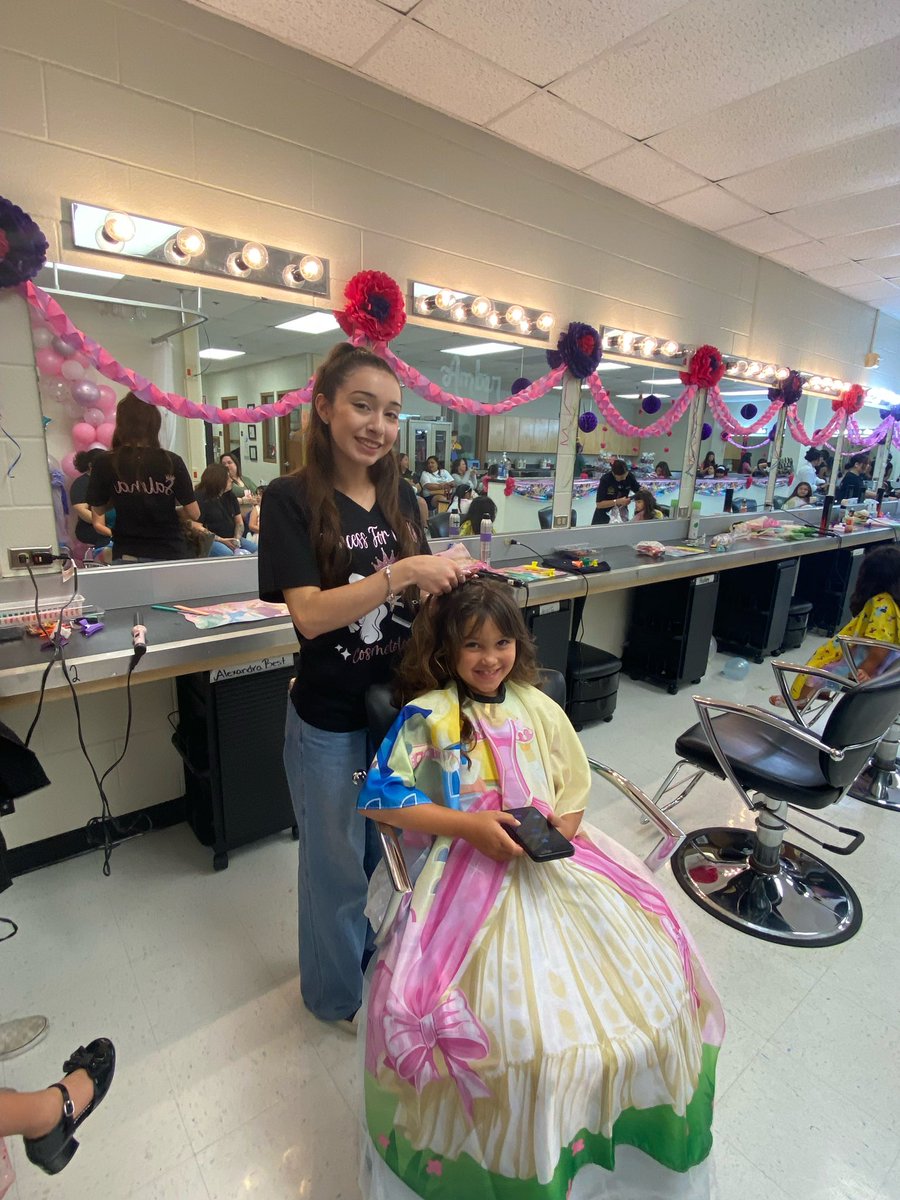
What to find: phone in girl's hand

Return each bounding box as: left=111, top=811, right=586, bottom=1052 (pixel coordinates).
left=505, top=806, right=574, bottom=862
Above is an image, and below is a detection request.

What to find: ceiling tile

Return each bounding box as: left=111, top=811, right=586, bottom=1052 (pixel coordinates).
left=838, top=280, right=900, bottom=304
left=658, top=185, right=762, bottom=232
left=648, top=37, right=900, bottom=180
left=779, top=183, right=900, bottom=240
left=551, top=0, right=900, bottom=140
left=582, top=144, right=706, bottom=204
left=805, top=262, right=885, bottom=288
left=719, top=216, right=808, bottom=254
left=376, top=0, right=418, bottom=10
left=767, top=242, right=850, bottom=271
left=359, top=23, right=535, bottom=125
left=860, top=254, right=900, bottom=278
left=824, top=225, right=900, bottom=261
left=489, top=93, right=632, bottom=171
left=414, top=0, right=684, bottom=87
left=185, top=0, right=400, bottom=67
left=721, top=126, right=900, bottom=211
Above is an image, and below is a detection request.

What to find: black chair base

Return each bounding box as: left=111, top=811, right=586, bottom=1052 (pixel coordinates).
left=849, top=761, right=900, bottom=811
left=671, top=826, right=862, bottom=947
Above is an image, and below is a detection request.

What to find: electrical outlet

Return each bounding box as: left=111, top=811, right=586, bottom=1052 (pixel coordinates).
left=7, top=547, right=55, bottom=570
left=553, top=516, right=569, bottom=527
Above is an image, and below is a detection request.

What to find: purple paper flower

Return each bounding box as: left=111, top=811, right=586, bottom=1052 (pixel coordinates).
left=0, top=196, right=48, bottom=288
left=511, top=377, right=532, bottom=394
left=547, top=322, right=602, bottom=379
left=701, top=422, right=712, bottom=441
left=768, top=370, right=803, bottom=406
left=578, top=410, right=598, bottom=433
left=641, top=394, right=662, bottom=415
left=740, top=403, right=758, bottom=420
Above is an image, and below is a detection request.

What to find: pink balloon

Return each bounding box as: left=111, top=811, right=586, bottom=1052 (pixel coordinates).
left=71, top=379, right=100, bottom=407
left=72, top=422, right=95, bottom=450
left=74, top=353, right=90, bottom=369
left=61, top=452, right=79, bottom=479
left=61, top=359, right=85, bottom=382
left=32, top=327, right=53, bottom=349
left=36, top=347, right=64, bottom=376
left=83, top=406, right=105, bottom=428
left=97, top=385, right=117, bottom=410
left=96, top=423, right=115, bottom=447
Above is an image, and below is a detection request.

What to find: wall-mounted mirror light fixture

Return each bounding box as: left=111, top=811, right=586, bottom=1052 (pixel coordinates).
left=411, top=281, right=554, bottom=341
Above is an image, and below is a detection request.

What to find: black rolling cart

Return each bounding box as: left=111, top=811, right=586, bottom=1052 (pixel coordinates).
left=794, top=546, right=865, bottom=635
left=172, top=655, right=299, bottom=870
left=713, top=557, right=797, bottom=663
left=622, top=573, right=719, bottom=694
left=523, top=598, right=572, bottom=677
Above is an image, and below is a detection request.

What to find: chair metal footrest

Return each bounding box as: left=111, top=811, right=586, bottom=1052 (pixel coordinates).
left=849, top=762, right=900, bottom=811
left=671, top=826, right=862, bottom=947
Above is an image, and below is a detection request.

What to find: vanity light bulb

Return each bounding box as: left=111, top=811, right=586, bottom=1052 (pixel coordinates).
left=761, top=364, right=775, bottom=379
left=775, top=367, right=789, bottom=381
left=163, top=238, right=191, bottom=266
left=505, top=304, right=525, bottom=326
left=175, top=227, right=205, bottom=258
left=435, top=289, right=456, bottom=310
left=415, top=295, right=432, bottom=315
left=639, top=337, right=657, bottom=357
left=536, top=312, right=555, bottom=333
left=620, top=332, right=636, bottom=353
left=240, top=242, right=269, bottom=271
left=661, top=340, right=680, bottom=357
left=809, top=376, right=822, bottom=389
left=225, top=252, right=251, bottom=278
left=486, top=311, right=500, bottom=328
left=101, top=212, right=136, bottom=245
left=298, top=255, right=323, bottom=282
left=746, top=362, right=761, bottom=377
left=518, top=318, right=533, bottom=335
left=470, top=295, right=492, bottom=319
left=735, top=359, right=749, bottom=374
left=450, top=302, right=468, bottom=322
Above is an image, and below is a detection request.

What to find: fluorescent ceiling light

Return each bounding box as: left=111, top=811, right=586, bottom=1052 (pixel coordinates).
left=640, top=377, right=683, bottom=385
left=440, top=342, right=521, bottom=357
left=45, top=261, right=125, bottom=280
left=275, top=312, right=340, bottom=334
left=597, top=362, right=630, bottom=370
left=721, top=388, right=768, bottom=396
left=198, top=348, right=245, bottom=360
left=616, top=392, right=670, bottom=400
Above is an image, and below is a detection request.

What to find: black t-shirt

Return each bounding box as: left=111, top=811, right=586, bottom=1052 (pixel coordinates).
left=258, top=476, right=427, bottom=732
left=196, top=489, right=240, bottom=539
left=593, top=470, right=640, bottom=524
left=836, top=471, right=868, bottom=504
left=70, top=473, right=108, bottom=546
left=86, top=448, right=194, bottom=561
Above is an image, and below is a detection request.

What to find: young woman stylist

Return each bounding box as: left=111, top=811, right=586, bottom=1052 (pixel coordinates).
left=258, top=343, right=462, bottom=1025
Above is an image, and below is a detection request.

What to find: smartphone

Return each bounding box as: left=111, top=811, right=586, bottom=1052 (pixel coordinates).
left=505, top=806, right=574, bottom=862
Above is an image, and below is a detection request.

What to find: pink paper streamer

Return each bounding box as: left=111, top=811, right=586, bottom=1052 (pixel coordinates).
left=707, top=387, right=784, bottom=437
left=585, top=374, right=696, bottom=438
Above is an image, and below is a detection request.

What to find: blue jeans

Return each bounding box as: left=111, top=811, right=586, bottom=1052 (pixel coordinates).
left=282, top=704, right=380, bottom=1020
left=208, top=537, right=258, bottom=556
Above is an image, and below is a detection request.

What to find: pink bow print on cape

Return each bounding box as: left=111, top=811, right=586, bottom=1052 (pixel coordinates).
left=383, top=985, right=492, bottom=1118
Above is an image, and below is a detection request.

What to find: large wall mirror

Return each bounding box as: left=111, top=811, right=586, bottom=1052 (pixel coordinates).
left=28, top=263, right=879, bottom=564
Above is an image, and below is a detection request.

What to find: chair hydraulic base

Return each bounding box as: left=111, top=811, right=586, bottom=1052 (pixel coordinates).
left=848, top=717, right=900, bottom=811
left=671, top=826, right=862, bottom=947
left=0, top=1015, right=49, bottom=1059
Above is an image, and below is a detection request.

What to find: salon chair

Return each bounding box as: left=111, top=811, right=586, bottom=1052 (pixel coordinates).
left=427, top=513, right=451, bottom=538
left=846, top=639, right=900, bottom=811
left=538, top=507, right=576, bottom=529
left=663, top=648, right=900, bottom=946
left=359, top=670, right=686, bottom=895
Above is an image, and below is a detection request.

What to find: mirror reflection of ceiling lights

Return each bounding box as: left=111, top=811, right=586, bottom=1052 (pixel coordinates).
left=69, top=201, right=329, bottom=297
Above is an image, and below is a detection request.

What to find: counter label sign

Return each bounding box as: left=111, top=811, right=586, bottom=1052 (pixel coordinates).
left=210, top=655, right=292, bottom=683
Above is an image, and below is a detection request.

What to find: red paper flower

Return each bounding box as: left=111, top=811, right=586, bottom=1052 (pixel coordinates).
left=680, top=344, right=726, bottom=388
left=334, top=270, right=406, bottom=342
left=833, top=384, right=865, bottom=416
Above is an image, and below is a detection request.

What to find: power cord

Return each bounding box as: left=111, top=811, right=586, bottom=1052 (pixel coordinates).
left=24, top=559, right=150, bottom=876
left=505, top=538, right=590, bottom=641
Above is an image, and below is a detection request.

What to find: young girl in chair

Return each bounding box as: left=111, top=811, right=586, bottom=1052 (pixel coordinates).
left=358, top=578, right=723, bottom=1200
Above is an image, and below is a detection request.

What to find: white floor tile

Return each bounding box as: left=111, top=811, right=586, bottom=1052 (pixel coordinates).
left=127, top=1157, right=210, bottom=1200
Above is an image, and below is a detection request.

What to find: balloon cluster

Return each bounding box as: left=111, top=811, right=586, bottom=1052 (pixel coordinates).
left=31, top=314, right=118, bottom=479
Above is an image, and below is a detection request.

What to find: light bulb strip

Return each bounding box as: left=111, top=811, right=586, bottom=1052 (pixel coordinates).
left=410, top=281, right=554, bottom=341
left=722, top=355, right=858, bottom=398
left=601, top=327, right=687, bottom=364
left=68, top=200, right=329, bottom=297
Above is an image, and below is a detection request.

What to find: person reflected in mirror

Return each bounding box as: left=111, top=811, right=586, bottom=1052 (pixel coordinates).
left=714, top=465, right=728, bottom=478
left=69, top=449, right=114, bottom=556
left=654, top=460, right=672, bottom=479
left=836, top=454, right=875, bottom=504
left=481, top=462, right=500, bottom=494
left=248, top=483, right=266, bottom=539
left=592, top=459, right=639, bottom=525
left=86, top=393, right=199, bottom=562
left=796, top=447, right=824, bottom=490
left=700, top=451, right=717, bottom=477
left=419, top=455, right=455, bottom=510
left=573, top=441, right=587, bottom=477
left=752, top=457, right=770, bottom=476
left=397, top=452, right=420, bottom=492
left=448, top=481, right=474, bottom=519
left=459, top=494, right=497, bottom=538
left=783, top=481, right=814, bottom=509
left=451, top=456, right=479, bottom=492
left=192, top=463, right=258, bottom=556
left=632, top=488, right=664, bottom=520
left=219, top=452, right=256, bottom=507
left=257, top=343, right=463, bottom=1027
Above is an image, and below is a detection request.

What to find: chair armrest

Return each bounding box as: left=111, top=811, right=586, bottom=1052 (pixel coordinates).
left=836, top=635, right=900, bottom=680
left=770, top=660, right=858, bottom=724
left=375, top=821, right=412, bottom=894
left=586, top=758, right=685, bottom=872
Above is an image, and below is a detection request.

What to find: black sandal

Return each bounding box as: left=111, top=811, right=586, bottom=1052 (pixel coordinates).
left=23, top=1038, right=116, bottom=1175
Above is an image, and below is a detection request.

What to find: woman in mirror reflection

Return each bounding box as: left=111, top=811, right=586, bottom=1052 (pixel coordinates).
left=86, top=393, right=200, bottom=562
left=700, top=451, right=717, bottom=477
left=192, top=463, right=258, bottom=556
left=654, top=460, right=672, bottom=479
left=258, top=343, right=463, bottom=1026
left=219, top=451, right=256, bottom=506
left=450, top=456, right=479, bottom=493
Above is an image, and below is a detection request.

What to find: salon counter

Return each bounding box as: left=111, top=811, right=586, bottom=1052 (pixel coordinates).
left=1, top=524, right=895, bottom=704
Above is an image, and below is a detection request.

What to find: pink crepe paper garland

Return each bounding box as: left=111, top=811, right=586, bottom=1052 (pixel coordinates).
left=585, top=373, right=696, bottom=438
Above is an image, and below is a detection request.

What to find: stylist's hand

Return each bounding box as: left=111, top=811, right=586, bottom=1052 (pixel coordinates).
left=401, top=554, right=465, bottom=595
left=616, top=496, right=630, bottom=506
left=462, top=811, right=524, bottom=862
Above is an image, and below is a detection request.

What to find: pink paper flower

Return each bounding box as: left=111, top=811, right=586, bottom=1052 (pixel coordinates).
left=377, top=1134, right=389, bottom=1149
left=571, top=1137, right=585, bottom=1154
left=426, top=1159, right=443, bottom=1176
